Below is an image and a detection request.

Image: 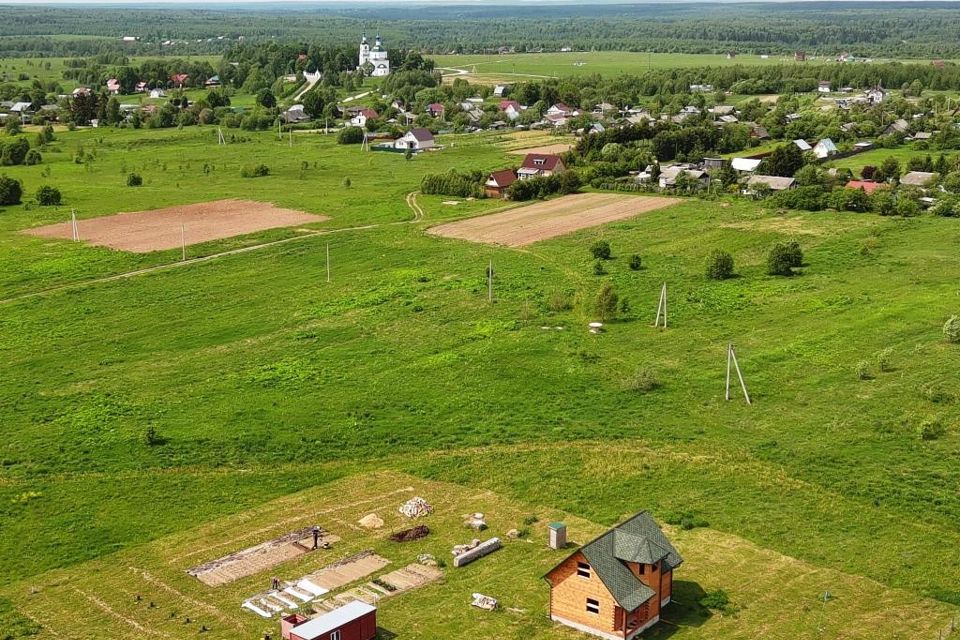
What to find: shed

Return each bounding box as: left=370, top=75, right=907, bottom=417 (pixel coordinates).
left=731, top=157, right=762, bottom=173
left=744, top=174, right=796, bottom=193
left=485, top=169, right=517, bottom=198
left=286, top=601, right=376, bottom=640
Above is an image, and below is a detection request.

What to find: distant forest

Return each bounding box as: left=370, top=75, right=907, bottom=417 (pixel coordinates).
left=2, top=2, right=960, bottom=59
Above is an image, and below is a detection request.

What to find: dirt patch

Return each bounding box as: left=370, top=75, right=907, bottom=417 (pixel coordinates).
left=428, top=193, right=679, bottom=247
left=508, top=143, right=574, bottom=156
left=187, top=526, right=338, bottom=587
left=390, top=525, right=431, bottom=543
left=375, top=563, right=443, bottom=592
left=24, top=199, right=327, bottom=253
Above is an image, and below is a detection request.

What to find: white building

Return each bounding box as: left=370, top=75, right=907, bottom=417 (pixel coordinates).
left=393, top=128, right=435, bottom=151
left=359, top=33, right=390, bottom=77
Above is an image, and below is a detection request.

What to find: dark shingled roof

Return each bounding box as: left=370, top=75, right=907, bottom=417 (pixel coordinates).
left=551, top=512, right=683, bottom=612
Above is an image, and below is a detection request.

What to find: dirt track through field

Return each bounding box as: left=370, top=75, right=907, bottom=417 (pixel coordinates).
left=508, top=143, right=574, bottom=155
left=427, top=193, right=678, bottom=247
left=24, top=199, right=328, bottom=253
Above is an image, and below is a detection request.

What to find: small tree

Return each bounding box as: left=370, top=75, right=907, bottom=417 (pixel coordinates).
left=590, top=240, right=612, bottom=260
left=594, top=282, right=619, bottom=321
left=35, top=185, right=61, bottom=206
left=342, top=177, right=352, bottom=188
left=0, top=175, right=22, bottom=205
left=706, top=249, right=734, bottom=280
left=944, top=315, right=960, bottom=343
left=337, top=126, right=365, bottom=144
left=405, top=147, right=413, bottom=161
left=593, top=260, right=607, bottom=276
left=240, top=163, right=270, bottom=178
left=629, top=254, right=642, bottom=270
left=126, top=172, right=143, bottom=186
left=767, top=241, right=803, bottom=276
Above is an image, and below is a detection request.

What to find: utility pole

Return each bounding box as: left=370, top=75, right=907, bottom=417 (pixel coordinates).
left=653, top=283, right=667, bottom=328
left=487, top=259, right=493, bottom=303
left=70, top=209, right=79, bottom=241
left=725, top=344, right=751, bottom=404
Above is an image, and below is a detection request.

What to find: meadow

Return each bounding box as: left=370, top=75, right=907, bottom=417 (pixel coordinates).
left=2, top=123, right=960, bottom=638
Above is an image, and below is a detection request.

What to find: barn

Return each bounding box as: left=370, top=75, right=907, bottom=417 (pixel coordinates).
left=281, top=601, right=377, bottom=640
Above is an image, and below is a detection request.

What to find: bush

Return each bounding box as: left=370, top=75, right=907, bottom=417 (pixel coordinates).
left=629, top=254, right=642, bottom=270
left=35, top=185, right=61, bottom=206
left=944, top=315, right=960, bottom=343
left=23, top=149, right=41, bottom=166
left=547, top=290, right=573, bottom=312
left=895, top=197, right=920, bottom=217
left=918, top=417, right=946, bottom=441
left=337, top=126, right=365, bottom=144
left=706, top=249, right=734, bottom=280
left=699, top=589, right=733, bottom=613
left=665, top=511, right=709, bottom=530
left=855, top=361, right=873, bottom=380
left=594, top=282, right=618, bottom=320
left=623, top=367, right=660, bottom=393
left=590, top=240, right=612, bottom=260
left=875, top=347, right=893, bottom=372
left=342, top=177, right=352, bottom=188
left=126, top=172, right=143, bottom=187
left=522, top=514, right=539, bottom=526
left=420, top=169, right=482, bottom=198
left=593, top=261, right=607, bottom=276
left=144, top=425, right=166, bottom=446
left=767, top=241, right=803, bottom=276
left=0, top=175, right=22, bottom=205
left=240, top=163, right=270, bottom=178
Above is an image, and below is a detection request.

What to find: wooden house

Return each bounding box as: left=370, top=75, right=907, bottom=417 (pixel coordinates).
left=281, top=601, right=376, bottom=640
left=544, top=512, right=682, bottom=640
left=517, top=153, right=566, bottom=180
left=484, top=169, right=517, bottom=198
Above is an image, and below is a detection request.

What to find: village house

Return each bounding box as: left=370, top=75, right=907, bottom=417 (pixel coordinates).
left=499, top=100, right=523, bottom=120
left=393, top=128, right=435, bottom=152
left=547, top=103, right=576, bottom=117
left=817, top=80, right=831, bottom=93
left=484, top=169, right=517, bottom=198
left=205, top=75, right=221, bottom=87
left=135, top=81, right=148, bottom=92
left=518, top=153, right=566, bottom=180
left=280, top=601, right=376, bottom=640
left=658, top=165, right=709, bottom=189
left=493, top=84, right=509, bottom=98
left=793, top=139, right=812, bottom=152
left=845, top=180, right=887, bottom=195
left=744, top=174, right=797, bottom=195
left=106, top=78, right=120, bottom=94
left=731, top=157, right=762, bottom=174
left=170, top=73, right=189, bottom=88
left=544, top=512, right=683, bottom=640
left=884, top=118, right=910, bottom=136
left=283, top=105, right=309, bottom=124
left=865, top=86, right=887, bottom=105
left=899, top=171, right=938, bottom=188
left=426, top=103, right=445, bottom=118
left=149, top=88, right=166, bottom=99
left=689, top=83, right=713, bottom=93
left=350, top=108, right=379, bottom=128
left=813, top=138, right=838, bottom=159
left=72, top=87, right=91, bottom=97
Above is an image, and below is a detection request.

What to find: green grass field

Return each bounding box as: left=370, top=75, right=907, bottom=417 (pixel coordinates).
left=2, top=123, right=960, bottom=638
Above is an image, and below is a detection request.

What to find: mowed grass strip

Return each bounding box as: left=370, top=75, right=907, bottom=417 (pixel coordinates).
left=428, top=193, right=679, bottom=246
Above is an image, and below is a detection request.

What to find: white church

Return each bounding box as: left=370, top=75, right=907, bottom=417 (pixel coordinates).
left=359, top=33, right=390, bottom=77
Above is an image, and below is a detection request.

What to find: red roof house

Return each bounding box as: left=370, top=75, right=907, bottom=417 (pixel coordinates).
left=485, top=169, right=517, bottom=198
left=281, top=601, right=376, bottom=640
left=427, top=103, right=445, bottom=117
left=170, top=73, right=189, bottom=87
left=499, top=100, right=521, bottom=112
left=845, top=180, right=887, bottom=195
left=518, top=153, right=566, bottom=180
left=106, top=78, right=120, bottom=94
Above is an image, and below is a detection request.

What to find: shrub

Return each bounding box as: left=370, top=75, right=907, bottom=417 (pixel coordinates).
left=629, top=254, right=642, bottom=270
left=420, top=169, right=482, bottom=198
left=35, top=185, right=61, bottom=206
left=126, top=172, right=143, bottom=187
left=590, top=240, right=611, bottom=260
left=144, top=425, right=166, bottom=446
left=875, top=347, right=893, bottom=372
left=1, top=137, right=29, bottom=166
left=918, top=417, right=946, bottom=441
left=706, top=249, right=734, bottom=280
left=342, top=177, right=351, bottom=188
left=337, top=126, right=365, bottom=144
left=0, top=175, right=22, bottom=205
left=623, top=367, right=660, bottom=393
left=767, top=241, right=803, bottom=276
left=665, top=511, right=709, bottom=530
left=699, top=589, right=733, bottom=613
left=593, top=261, right=607, bottom=276
left=240, top=163, right=270, bottom=178
left=522, top=514, right=539, bottom=526
left=944, top=315, right=960, bottom=343
left=895, top=197, right=920, bottom=217
left=856, top=361, right=873, bottom=380
left=594, top=282, right=618, bottom=320
left=23, top=149, right=41, bottom=166
left=547, top=290, right=573, bottom=312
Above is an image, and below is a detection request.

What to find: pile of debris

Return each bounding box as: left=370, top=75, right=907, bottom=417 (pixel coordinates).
left=358, top=513, right=384, bottom=529
left=452, top=537, right=501, bottom=568
left=463, top=512, right=487, bottom=530
left=471, top=593, right=498, bottom=611
left=399, top=496, right=433, bottom=519
left=417, top=553, right=438, bottom=566
left=390, top=525, right=430, bottom=543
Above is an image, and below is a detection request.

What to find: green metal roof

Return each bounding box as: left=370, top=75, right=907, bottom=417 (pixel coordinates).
left=548, top=522, right=566, bottom=530
left=567, top=512, right=683, bottom=612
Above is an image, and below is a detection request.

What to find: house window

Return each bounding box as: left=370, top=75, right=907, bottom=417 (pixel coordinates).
left=576, top=562, right=591, bottom=578
left=586, top=598, right=600, bottom=615
left=639, top=564, right=645, bottom=575
left=534, top=159, right=545, bottom=165
left=330, top=631, right=341, bottom=640
left=650, top=562, right=658, bottom=573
